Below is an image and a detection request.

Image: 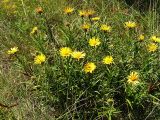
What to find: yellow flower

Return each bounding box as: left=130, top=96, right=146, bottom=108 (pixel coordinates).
left=79, top=9, right=95, bottom=17
left=79, top=10, right=87, bottom=17
left=30, top=27, right=38, bottom=35
left=150, top=35, right=160, bottom=43
left=147, top=43, right=158, bottom=52
left=127, top=71, right=139, bottom=85
left=91, top=17, right=100, bottom=21
left=60, top=47, right=72, bottom=57
left=138, top=34, right=145, bottom=41
left=102, top=56, right=113, bottom=64
left=100, top=24, right=111, bottom=32
left=81, top=23, right=90, bottom=31
left=86, top=9, right=95, bottom=17
left=64, top=7, right=74, bottom=14
left=124, top=21, right=136, bottom=28
left=34, top=53, right=46, bottom=64
left=71, top=51, right=86, bottom=60
left=83, top=62, right=96, bottom=73
left=7, top=47, right=18, bottom=55
left=89, top=37, right=101, bottom=47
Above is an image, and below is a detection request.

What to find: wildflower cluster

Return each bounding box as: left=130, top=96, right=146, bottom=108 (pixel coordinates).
left=59, top=6, right=159, bottom=86
left=3, top=2, right=160, bottom=120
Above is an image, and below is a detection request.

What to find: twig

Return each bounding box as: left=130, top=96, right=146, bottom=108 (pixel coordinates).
left=0, top=102, right=18, bottom=109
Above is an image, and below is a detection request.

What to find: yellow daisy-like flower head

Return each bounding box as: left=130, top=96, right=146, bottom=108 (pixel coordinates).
left=79, top=9, right=95, bottom=17
left=102, top=56, right=113, bottom=65
left=60, top=47, right=72, bottom=57
left=138, top=34, right=145, bottom=41
left=124, top=21, right=136, bottom=28
left=30, top=27, right=38, bottom=35
left=34, top=53, right=46, bottom=64
left=64, top=7, right=74, bottom=14
left=100, top=24, right=111, bottom=32
left=89, top=37, right=101, bottom=47
left=147, top=43, right=158, bottom=52
left=150, top=35, right=160, bottom=43
left=81, top=23, right=90, bottom=31
left=91, top=17, right=100, bottom=21
left=86, top=9, right=95, bottom=17
left=127, top=71, right=139, bottom=85
left=7, top=47, right=18, bottom=55
left=83, top=62, right=96, bottom=73
left=79, top=10, right=87, bottom=17
left=71, top=51, right=86, bottom=61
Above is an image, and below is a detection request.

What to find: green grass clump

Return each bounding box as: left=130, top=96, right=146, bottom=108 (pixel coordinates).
left=0, top=0, right=160, bottom=119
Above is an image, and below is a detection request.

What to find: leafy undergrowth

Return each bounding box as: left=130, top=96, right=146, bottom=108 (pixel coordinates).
left=0, top=0, right=160, bottom=120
